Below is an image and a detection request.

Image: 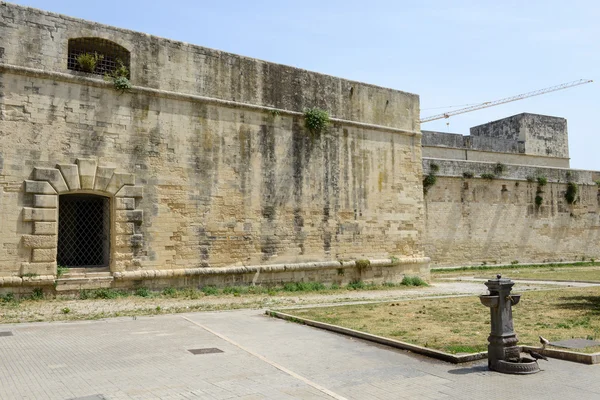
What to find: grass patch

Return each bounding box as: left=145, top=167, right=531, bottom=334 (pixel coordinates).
left=401, top=276, right=429, bottom=287
left=432, top=261, right=600, bottom=274
left=201, top=286, right=219, bottom=296
left=134, top=287, right=152, bottom=298
left=80, top=288, right=128, bottom=300
left=283, top=286, right=600, bottom=354
left=433, top=263, right=600, bottom=283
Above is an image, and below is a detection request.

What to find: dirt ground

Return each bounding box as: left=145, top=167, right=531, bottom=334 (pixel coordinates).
left=0, top=280, right=550, bottom=324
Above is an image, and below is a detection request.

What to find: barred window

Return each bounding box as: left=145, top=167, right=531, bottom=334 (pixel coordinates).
left=57, top=194, right=111, bottom=268
left=67, top=37, right=130, bottom=77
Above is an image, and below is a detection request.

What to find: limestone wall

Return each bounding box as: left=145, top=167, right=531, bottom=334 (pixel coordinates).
left=0, top=2, right=417, bottom=131
left=423, top=162, right=600, bottom=267
left=0, top=2, right=427, bottom=284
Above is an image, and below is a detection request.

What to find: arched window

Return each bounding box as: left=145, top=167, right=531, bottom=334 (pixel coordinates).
left=67, top=37, right=130, bottom=77
left=57, top=194, right=111, bottom=268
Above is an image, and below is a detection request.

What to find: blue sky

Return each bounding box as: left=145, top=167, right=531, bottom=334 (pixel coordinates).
left=12, top=0, right=599, bottom=170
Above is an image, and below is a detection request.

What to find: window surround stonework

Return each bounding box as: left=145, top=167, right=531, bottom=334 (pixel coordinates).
left=21, top=158, right=143, bottom=277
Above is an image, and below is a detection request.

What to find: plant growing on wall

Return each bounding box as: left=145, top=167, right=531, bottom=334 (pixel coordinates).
left=526, top=175, right=535, bottom=183
left=480, top=173, right=495, bottom=180
left=303, top=107, right=330, bottom=137
left=76, top=52, right=103, bottom=73
left=537, top=176, right=548, bottom=186
left=565, top=181, right=578, bottom=204
left=463, top=171, right=474, bottom=179
left=535, top=187, right=544, bottom=208
left=423, top=163, right=439, bottom=194
left=105, top=59, right=131, bottom=93
left=493, top=162, right=506, bottom=176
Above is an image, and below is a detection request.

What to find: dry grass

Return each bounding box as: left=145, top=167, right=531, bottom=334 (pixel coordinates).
left=0, top=282, right=434, bottom=324
left=488, top=267, right=600, bottom=282
left=433, top=265, right=600, bottom=283
left=286, top=286, right=600, bottom=354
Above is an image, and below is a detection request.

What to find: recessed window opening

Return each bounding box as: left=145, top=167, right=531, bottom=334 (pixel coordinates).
left=57, top=194, right=110, bottom=268
left=67, top=37, right=130, bottom=77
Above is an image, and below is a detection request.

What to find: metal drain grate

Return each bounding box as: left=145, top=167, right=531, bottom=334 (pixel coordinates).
left=0, top=331, right=13, bottom=337
left=188, top=348, right=223, bottom=355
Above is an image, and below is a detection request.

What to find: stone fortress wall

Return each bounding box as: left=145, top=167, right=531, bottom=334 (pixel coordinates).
left=0, top=2, right=597, bottom=292
left=0, top=2, right=428, bottom=292
left=422, top=114, right=600, bottom=267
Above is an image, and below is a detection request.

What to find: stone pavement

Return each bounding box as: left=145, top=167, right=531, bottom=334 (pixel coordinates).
left=1, top=308, right=599, bottom=399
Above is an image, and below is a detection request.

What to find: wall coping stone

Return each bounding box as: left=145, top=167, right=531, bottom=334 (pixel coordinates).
left=423, top=157, right=599, bottom=185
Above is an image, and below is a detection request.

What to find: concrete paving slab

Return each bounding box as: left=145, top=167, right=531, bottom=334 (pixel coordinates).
left=0, top=309, right=599, bottom=399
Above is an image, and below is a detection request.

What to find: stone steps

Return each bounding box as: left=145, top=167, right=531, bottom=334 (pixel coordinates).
left=55, top=271, right=114, bottom=292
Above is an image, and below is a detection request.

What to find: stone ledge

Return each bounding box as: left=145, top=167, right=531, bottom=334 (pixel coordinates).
left=522, top=345, right=600, bottom=365
left=423, top=157, right=598, bottom=185
left=113, top=257, right=431, bottom=280
left=0, top=276, right=56, bottom=287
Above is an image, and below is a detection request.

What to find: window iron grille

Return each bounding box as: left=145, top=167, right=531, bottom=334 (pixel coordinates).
left=67, top=37, right=130, bottom=77
left=57, top=194, right=110, bottom=268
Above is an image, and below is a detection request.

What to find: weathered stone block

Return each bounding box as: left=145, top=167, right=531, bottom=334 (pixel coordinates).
left=115, top=185, right=143, bottom=198
left=115, top=222, right=135, bottom=235
left=115, top=235, right=132, bottom=247
left=131, top=234, right=143, bottom=247
left=94, top=166, right=116, bottom=192
left=34, top=222, right=58, bottom=235
left=33, top=167, right=69, bottom=193
left=77, top=158, right=97, bottom=189
left=33, top=194, right=57, bottom=208
left=23, top=207, right=57, bottom=222
left=32, top=248, right=56, bottom=262
left=22, top=235, right=57, bottom=248
left=21, top=262, right=57, bottom=276
left=25, top=180, right=56, bottom=194
left=116, top=210, right=143, bottom=222
left=57, top=164, right=81, bottom=190
left=115, top=197, right=135, bottom=210
left=106, top=173, right=135, bottom=195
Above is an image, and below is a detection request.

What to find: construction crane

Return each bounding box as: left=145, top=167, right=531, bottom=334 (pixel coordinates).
left=420, top=79, right=593, bottom=124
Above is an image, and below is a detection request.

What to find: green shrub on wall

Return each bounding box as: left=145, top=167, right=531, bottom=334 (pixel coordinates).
left=535, top=194, right=543, bottom=207
left=76, top=52, right=103, bottom=73
left=493, top=162, right=506, bottom=176
left=565, top=181, right=578, bottom=204
left=303, top=107, right=330, bottom=137
left=423, top=163, right=439, bottom=194
left=537, top=176, right=548, bottom=186
left=105, top=59, right=131, bottom=93
left=480, top=173, right=495, bottom=180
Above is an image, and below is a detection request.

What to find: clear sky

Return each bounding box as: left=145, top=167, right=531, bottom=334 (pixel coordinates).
left=11, top=0, right=599, bottom=170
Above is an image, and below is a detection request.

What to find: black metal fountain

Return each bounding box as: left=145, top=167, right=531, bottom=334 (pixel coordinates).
left=479, top=275, right=540, bottom=374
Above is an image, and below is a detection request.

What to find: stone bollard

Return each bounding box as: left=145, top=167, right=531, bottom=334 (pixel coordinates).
left=479, top=274, right=539, bottom=374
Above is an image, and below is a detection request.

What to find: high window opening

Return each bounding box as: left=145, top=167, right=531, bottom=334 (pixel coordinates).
left=57, top=194, right=110, bottom=268
left=67, top=37, right=130, bottom=77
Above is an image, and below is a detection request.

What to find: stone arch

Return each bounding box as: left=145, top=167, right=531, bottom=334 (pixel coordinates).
left=21, top=159, right=143, bottom=277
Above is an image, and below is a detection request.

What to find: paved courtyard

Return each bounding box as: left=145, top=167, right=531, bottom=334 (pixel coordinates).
left=1, top=306, right=599, bottom=400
